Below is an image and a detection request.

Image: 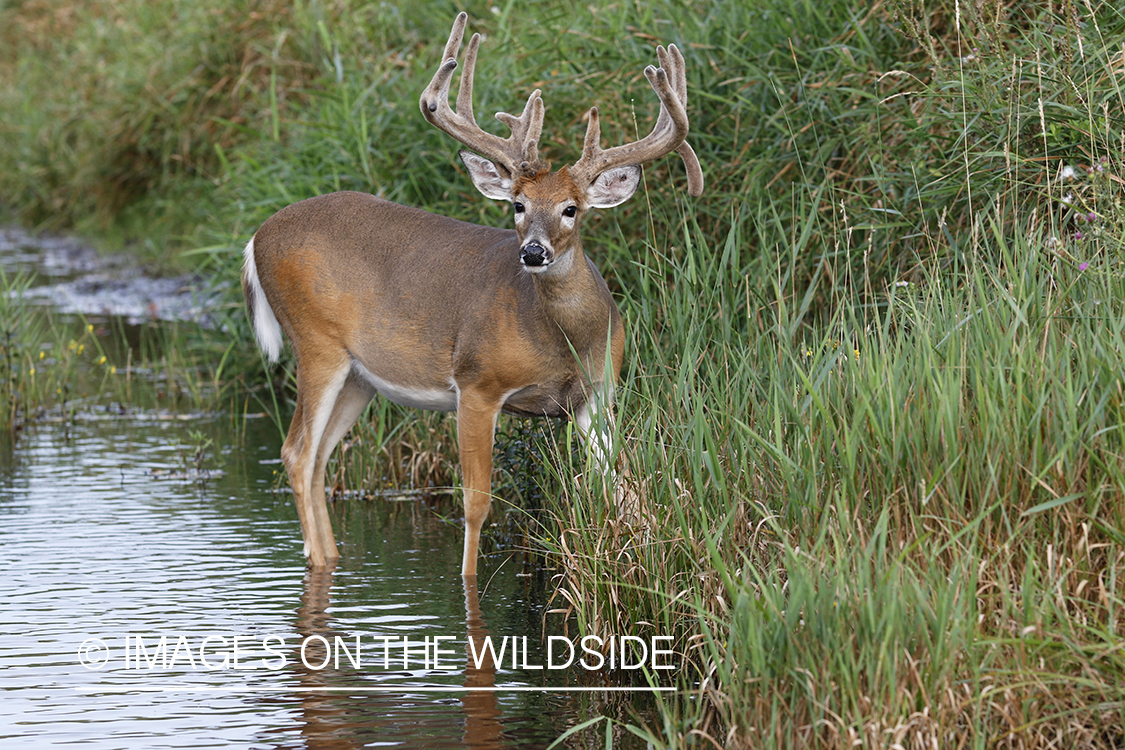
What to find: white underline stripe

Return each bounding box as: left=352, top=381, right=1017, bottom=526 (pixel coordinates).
left=73, top=685, right=675, bottom=693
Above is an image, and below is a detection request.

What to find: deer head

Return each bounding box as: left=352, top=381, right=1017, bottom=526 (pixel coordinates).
left=420, top=12, right=704, bottom=273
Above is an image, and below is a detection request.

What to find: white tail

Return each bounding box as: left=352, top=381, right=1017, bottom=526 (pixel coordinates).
left=243, top=12, right=703, bottom=577
left=242, top=237, right=283, bottom=364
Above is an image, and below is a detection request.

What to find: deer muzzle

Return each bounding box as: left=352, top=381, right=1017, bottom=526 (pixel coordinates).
left=520, top=242, right=552, bottom=268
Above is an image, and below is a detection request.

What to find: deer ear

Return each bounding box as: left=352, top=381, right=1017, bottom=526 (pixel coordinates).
left=585, top=166, right=641, bottom=208
left=460, top=150, right=513, bottom=201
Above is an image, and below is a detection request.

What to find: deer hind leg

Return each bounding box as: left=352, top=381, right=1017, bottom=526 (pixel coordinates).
left=310, top=369, right=376, bottom=534
left=455, top=388, right=502, bottom=578
left=282, top=353, right=352, bottom=567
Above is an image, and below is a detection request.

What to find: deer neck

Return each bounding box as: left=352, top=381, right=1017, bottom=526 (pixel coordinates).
left=530, top=244, right=612, bottom=348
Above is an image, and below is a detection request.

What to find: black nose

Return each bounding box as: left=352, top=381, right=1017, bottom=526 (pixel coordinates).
left=520, top=243, right=549, bottom=267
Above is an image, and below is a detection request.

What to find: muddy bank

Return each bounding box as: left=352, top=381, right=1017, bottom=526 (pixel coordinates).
left=0, top=225, right=221, bottom=325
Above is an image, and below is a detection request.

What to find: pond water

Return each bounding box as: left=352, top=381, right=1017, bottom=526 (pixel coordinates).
left=0, top=225, right=214, bottom=324
left=1, top=230, right=653, bottom=749
left=1, top=415, right=599, bottom=748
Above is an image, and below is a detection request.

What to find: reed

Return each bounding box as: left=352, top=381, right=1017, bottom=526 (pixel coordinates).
left=2, top=0, right=1123, bottom=745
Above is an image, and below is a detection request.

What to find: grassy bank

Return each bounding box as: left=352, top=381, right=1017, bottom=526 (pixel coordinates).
left=543, top=212, right=1125, bottom=747
left=0, top=276, right=248, bottom=433
left=3, top=0, right=1124, bottom=746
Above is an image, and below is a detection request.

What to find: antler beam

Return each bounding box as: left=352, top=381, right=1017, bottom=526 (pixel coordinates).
left=419, top=12, right=545, bottom=177
left=570, top=44, right=704, bottom=197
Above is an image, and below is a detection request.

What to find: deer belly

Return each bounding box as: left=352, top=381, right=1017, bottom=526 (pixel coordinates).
left=501, top=385, right=575, bottom=419
left=351, top=358, right=458, bottom=412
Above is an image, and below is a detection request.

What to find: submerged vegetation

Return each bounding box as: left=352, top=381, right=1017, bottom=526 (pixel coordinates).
left=2, top=0, right=1123, bottom=746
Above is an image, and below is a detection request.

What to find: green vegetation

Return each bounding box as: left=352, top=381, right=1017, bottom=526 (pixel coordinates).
left=542, top=214, right=1125, bottom=747
left=0, top=281, right=244, bottom=432
left=2, top=0, right=1123, bottom=746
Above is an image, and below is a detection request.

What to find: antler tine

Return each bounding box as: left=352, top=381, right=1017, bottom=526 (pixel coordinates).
left=582, top=106, right=603, bottom=159
left=441, top=11, right=468, bottom=66
left=677, top=141, right=704, bottom=197
left=661, top=44, right=704, bottom=196
left=662, top=44, right=687, bottom=109
left=455, top=30, right=480, bottom=125
left=572, top=43, right=704, bottom=197
left=420, top=12, right=468, bottom=118
left=420, top=13, right=544, bottom=176
left=496, top=90, right=545, bottom=171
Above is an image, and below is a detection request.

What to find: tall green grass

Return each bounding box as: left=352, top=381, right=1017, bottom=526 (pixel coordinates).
left=2, top=0, right=1124, bottom=746
left=537, top=206, right=1124, bottom=746
left=0, top=0, right=320, bottom=259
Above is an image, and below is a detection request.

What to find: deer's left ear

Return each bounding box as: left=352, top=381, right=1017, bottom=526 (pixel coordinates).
left=585, top=166, right=641, bottom=208
left=460, top=150, right=513, bottom=201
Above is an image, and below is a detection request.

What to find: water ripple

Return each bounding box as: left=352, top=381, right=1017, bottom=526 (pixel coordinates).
left=1, top=417, right=582, bottom=748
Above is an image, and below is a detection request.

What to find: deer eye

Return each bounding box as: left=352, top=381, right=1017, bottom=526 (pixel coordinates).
left=513, top=202, right=525, bottom=214
left=562, top=205, right=577, bottom=218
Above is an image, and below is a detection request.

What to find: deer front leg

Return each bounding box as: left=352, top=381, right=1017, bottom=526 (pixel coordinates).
left=574, top=387, right=616, bottom=474
left=456, top=389, right=501, bottom=578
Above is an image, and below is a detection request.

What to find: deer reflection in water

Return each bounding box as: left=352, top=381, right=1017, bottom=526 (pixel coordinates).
left=286, top=568, right=509, bottom=750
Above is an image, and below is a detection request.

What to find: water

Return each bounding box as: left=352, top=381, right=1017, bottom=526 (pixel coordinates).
left=1, top=230, right=636, bottom=749
left=0, top=225, right=214, bottom=324
left=0, top=413, right=603, bottom=748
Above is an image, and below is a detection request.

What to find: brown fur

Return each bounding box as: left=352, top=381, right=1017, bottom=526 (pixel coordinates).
left=246, top=189, right=624, bottom=575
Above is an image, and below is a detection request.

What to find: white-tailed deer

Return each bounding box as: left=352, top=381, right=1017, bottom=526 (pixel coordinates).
left=242, top=12, right=703, bottom=577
